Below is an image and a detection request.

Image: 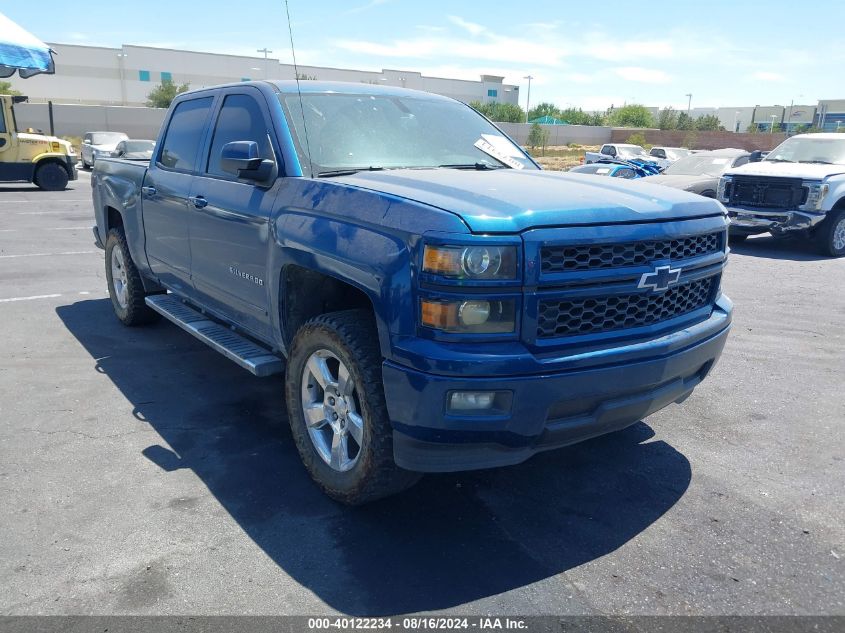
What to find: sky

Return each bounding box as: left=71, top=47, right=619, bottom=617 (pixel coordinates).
left=4, top=1, right=842, bottom=111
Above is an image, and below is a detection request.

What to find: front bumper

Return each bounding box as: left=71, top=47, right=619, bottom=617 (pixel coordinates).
left=726, top=206, right=826, bottom=235
left=385, top=301, right=731, bottom=472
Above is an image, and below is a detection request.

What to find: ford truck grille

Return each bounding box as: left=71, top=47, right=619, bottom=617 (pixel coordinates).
left=541, top=232, right=720, bottom=273
left=727, top=176, right=807, bottom=209
left=536, top=276, right=716, bottom=339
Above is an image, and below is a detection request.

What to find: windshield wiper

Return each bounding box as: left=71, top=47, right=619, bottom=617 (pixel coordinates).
left=317, top=166, right=384, bottom=178
left=799, top=160, right=833, bottom=164
left=438, top=162, right=503, bottom=170
left=764, top=158, right=793, bottom=163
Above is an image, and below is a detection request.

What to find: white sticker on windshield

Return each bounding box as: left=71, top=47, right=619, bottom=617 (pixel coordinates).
left=474, top=136, right=525, bottom=169
left=596, top=168, right=610, bottom=174
left=712, top=158, right=729, bottom=164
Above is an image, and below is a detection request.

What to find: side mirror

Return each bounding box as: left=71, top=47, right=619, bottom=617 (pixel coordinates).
left=220, top=141, right=274, bottom=181
left=749, top=150, right=763, bottom=163
left=83, top=139, right=91, bottom=145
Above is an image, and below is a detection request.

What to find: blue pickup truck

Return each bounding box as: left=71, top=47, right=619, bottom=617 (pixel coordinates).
left=91, top=81, right=732, bottom=504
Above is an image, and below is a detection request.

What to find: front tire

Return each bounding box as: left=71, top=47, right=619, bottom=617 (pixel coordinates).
left=105, top=228, right=159, bottom=326
left=285, top=310, right=421, bottom=505
left=34, top=162, right=69, bottom=191
left=815, top=209, right=845, bottom=257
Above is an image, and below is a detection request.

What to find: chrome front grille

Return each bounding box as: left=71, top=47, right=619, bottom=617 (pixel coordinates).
left=540, top=232, right=720, bottom=273
left=536, top=276, right=716, bottom=339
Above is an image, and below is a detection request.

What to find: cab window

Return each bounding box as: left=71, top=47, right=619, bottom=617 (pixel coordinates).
left=206, top=94, right=273, bottom=177
left=0, top=106, right=6, bottom=134
left=157, top=96, right=214, bottom=172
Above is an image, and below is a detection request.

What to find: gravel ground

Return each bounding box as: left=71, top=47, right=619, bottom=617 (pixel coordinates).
left=0, top=175, right=842, bottom=617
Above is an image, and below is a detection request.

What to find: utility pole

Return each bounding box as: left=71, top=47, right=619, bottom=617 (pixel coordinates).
left=257, top=48, right=273, bottom=79
left=770, top=114, right=778, bottom=134
left=685, top=93, right=692, bottom=116
left=523, top=75, right=533, bottom=123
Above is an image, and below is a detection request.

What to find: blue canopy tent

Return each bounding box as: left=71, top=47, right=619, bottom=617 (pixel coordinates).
left=0, top=12, right=55, bottom=78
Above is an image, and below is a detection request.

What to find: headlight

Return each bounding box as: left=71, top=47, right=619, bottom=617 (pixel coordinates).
left=717, top=176, right=732, bottom=202
left=420, top=298, right=516, bottom=333
left=422, top=245, right=518, bottom=280
left=803, top=182, right=829, bottom=210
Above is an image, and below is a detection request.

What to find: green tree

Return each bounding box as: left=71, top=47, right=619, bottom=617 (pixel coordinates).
left=527, top=122, right=549, bottom=152
left=558, top=107, right=597, bottom=126
left=676, top=112, right=695, bottom=131
left=146, top=79, right=191, bottom=108
left=469, top=100, right=525, bottom=123
left=0, top=81, right=22, bottom=96
left=695, top=114, right=725, bottom=131
left=657, top=107, right=678, bottom=130
left=745, top=123, right=760, bottom=134
left=528, top=102, right=560, bottom=121
left=606, top=104, right=655, bottom=128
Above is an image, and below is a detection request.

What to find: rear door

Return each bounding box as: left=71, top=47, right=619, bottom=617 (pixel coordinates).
left=142, top=95, right=215, bottom=294
left=187, top=88, right=281, bottom=339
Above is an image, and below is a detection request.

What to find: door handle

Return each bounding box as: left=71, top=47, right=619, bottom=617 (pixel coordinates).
left=189, top=195, right=208, bottom=209
left=141, top=186, right=157, bottom=197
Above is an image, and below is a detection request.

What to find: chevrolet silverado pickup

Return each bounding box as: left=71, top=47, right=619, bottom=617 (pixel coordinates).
left=91, top=81, right=732, bottom=504
left=719, top=133, right=845, bottom=256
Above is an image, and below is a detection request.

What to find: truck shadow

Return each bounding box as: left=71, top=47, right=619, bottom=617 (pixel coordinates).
left=57, top=299, right=692, bottom=615
left=730, top=235, right=830, bottom=261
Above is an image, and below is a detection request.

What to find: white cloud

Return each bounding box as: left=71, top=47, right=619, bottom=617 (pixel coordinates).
left=612, top=66, right=671, bottom=84
left=753, top=71, right=785, bottom=82
left=447, top=15, right=486, bottom=36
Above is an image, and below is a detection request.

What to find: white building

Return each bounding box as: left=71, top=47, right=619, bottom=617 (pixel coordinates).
left=8, top=43, right=519, bottom=107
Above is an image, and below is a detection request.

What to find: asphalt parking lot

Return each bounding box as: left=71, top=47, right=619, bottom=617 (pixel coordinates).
left=1, top=174, right=843, bottom=617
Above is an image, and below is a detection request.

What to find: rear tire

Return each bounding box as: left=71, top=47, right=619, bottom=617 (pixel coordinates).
left=105, top=228, right=160, bottom=326
left=34, top=162, right=69, bottom=191
left=815, top=209, right=845, bottom=257
left=285, top=309, right=421, bottom=505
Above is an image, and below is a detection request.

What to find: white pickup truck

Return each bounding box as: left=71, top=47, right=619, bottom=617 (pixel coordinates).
left=719, top=133, right=845, bottom=256
left=585, top=143, right=668, bottom=169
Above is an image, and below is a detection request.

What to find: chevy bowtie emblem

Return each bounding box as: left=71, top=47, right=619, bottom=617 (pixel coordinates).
left=638, top=265, right=682, bottom=292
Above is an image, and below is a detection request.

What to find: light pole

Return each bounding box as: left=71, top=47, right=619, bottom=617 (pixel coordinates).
left=257, top=47, right=273, bottom=79
left=523, top=75, right=533, bottom=123
left=116, top=52, right=128, bottom=105
left=733, top=110, right=741, bottom=133
left=770, top=114, right=778, bottom=134
left=685, top=93, right=692, bottom=116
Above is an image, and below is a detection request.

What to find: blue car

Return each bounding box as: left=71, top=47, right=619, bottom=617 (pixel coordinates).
left=91, top=81, right=732, bottom=503
left=569, top=158, right=660, bottom=179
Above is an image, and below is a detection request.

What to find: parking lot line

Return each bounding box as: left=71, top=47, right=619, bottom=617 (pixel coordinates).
left=0, top=294, right=63, bottom=303
left=0, top=291, right=97, bottom=303
left=0, top=198, right=91, bottom=202
left=0, top=251, right=98, bottom=259
left=0, top=227, right=91, bottom=232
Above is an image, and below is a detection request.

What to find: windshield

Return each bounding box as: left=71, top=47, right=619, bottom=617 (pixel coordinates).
left=664, top=155, right=735, bottom=177
left=280, top=93, right=536, bottom=174
left=617, top=145, right=649, bottom=159
left=124, top=140, right=155, bottom=152
left=90, top=132, right=127, bottom=145
left=765, top=136, right=845, bottom=165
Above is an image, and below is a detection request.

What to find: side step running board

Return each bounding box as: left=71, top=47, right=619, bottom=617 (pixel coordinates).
left=145, top=294, right=284, bottom=377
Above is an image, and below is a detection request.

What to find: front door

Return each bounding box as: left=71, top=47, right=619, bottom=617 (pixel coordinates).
left=188, top=89, right=280, bottom=340
left=143, top=95, right=214, bottom=293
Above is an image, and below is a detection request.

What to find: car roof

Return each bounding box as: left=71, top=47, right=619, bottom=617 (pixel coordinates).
left=177, top=79, right=454, bottom=102
left=687, top=148, right=749, bottom=157
left=790, top=133, right=845, bottom=140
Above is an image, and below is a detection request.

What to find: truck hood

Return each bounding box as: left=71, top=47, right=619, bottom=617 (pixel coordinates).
left=726, top=161, right=845, bottom=180
left=336, top=168, right=721, bottom=233
left=17, top=132, right=73, bottom=154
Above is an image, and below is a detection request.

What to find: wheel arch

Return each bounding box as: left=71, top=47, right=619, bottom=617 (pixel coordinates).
left=279, top=264, right=387, bottom=356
